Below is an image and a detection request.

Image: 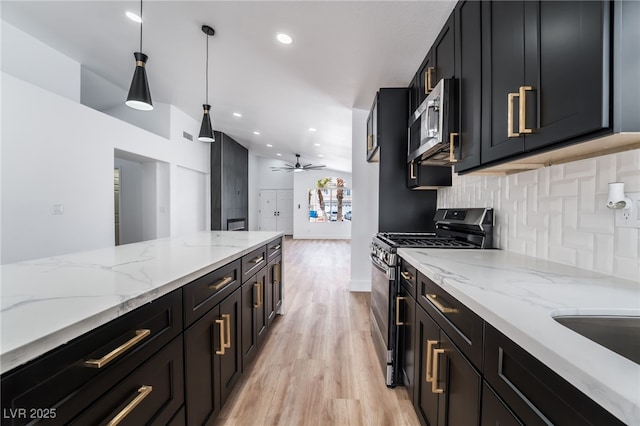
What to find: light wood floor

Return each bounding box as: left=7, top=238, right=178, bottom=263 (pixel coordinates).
left=216, top=238, right=420, bottom=426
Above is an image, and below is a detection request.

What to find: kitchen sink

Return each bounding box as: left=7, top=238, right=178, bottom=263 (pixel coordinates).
left=552, top=314, right=640, bottom=364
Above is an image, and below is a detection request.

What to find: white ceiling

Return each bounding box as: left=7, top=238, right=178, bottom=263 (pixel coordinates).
left=1, top=0, right=457, bottom=172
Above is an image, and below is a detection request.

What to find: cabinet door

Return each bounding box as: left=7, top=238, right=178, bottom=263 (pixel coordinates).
left=481, top=382, right=523, bottom=426
left=267, top=256, right=283, bottom=326
left=481, top=0, right=526, bottom=163
left=366, top=95, right=380, bottom=162
left=453, top=0, right=482, bottom=172
left=418, top=54, right=435, bottom=105
left=432, top=12, right=456, bottom=84
left=184, top=306, right=223, bottom=425
left=414, top=305, right=440, bottom=426
left=523, top=1, right=609, bottom=151
left=407, top=162, right=452, bottom=189
left=255, top=267, right=269, bottom=348
left=398, top=287, right=416, bottom=401
left=218, top=288, right=242, bottom=408
left=241, top=280, right=258, bottom=368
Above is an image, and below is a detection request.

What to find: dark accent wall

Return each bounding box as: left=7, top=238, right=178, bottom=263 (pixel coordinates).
left=210, top=131, right=248, bottom=230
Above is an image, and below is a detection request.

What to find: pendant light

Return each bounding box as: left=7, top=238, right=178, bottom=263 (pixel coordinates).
left=198, top=25, right=216, bottom=142
left=126, top=0, right=153, bottom=110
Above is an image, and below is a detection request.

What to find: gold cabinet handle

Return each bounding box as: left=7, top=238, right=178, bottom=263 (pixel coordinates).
left=507, top=92, right=519, bottom=137
left=253, top=282, right=263, bottom=307
left=395, top=296, right=406, bottom=325
left=215, top=318, right=225, bottom=355
left=400, top=271, right=413, bottom=281
left=270, top=244, right=281, bottom=251
left=107, top=385, right=153, bottom=426
left=426, top=340, right=438, bottom=382
left=251, top=255, right=264, bottom=264
left=85, top=329, right=151, bottom=368
left=449, top=133, right=459, bottom=163
left=519, top=85, right=534, bottom=134
left=426, top=294, right=458, bottom=314
left=432, top=348, right=445, bottom=394
left=209, top=276, right=233, bottom=290
left=259, top=282, right=263, bottom=307
left=223, top=313, right=231, bottom=349
left=409, top=160, right=417, bottom=180
left=273, top=263, right=281, bottom=285
left=425, top=66, right=436, bottom=94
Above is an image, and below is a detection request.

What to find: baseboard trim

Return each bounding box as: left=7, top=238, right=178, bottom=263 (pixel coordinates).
left=349, top=279, right=371, bottom=292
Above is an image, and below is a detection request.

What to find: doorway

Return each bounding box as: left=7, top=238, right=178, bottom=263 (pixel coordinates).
left=258, top=189, right=293, bottom=235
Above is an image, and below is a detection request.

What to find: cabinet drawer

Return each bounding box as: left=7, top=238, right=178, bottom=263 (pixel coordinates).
left=484, top=324, right=624, bottom=426
left=1, top=290, right=182, bottom=426
left=266, top=237, right=283, bottom=261
left=399, top=259, right=417, bottom=298
left=241, top=245, right=267, bottom=283
left=183, top=259, right=241, bottom=326
left=416, top=272, right=483, bottom=369
left=70, top=335, right=184, bottom=425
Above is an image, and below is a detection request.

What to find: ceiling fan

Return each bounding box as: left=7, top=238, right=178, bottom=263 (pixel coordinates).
left=271, top=154, right=326, bottom=172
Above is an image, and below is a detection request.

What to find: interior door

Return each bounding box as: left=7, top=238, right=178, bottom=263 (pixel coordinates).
left=276, top=189, right=293, bottom=235
left=258, top=189, right=277, bottom=231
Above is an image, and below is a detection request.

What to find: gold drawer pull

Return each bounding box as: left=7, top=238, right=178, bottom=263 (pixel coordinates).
left=271, top=244, right=281, bottom=251
left=400, top=271, right=413, bottom=281
left=273, top=263, right=282, bottom=284
left=253, top=282, right=263, bottom=308
left=426, top=294, right=458, bottom=314
left=85, top=329, right=151, bottom=368
left=426, top=340, right=437, bottom=383
left=409, top=160, right=417, bottom=180
left=367, top=134, right=373, bottom=150
left=449, top=132, right=459, bottom=163
left=395, top=296, right=406, bottom=326
left=107, top=385, right=153, bottom=426
left=251, top=255, right=264, bottom=264
left=215, top=318, right=225, bottom=355
left=210, top=276, right=233, bottom=290
left=432, top=348, right=445, bottom=394
left=507, top=92, right=519, bottom=137
left=223, top=314, right=231, bottom=349
left=519, top=85, right=534, bottom=134
left=425, top=66, right=436, bottom=94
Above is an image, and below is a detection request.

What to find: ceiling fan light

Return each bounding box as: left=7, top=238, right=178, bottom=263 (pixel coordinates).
left=126, top=52, right=153, bottom=110
left=198, top=104, right=215, bottom=142
left=293, top=168, right=303, bottom=173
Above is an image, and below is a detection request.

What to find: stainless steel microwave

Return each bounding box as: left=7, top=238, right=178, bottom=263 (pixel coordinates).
left=407, top=78, right=458, bottom=165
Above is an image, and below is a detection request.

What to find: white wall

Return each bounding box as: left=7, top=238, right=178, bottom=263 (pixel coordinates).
left=255, top=157, right=295, bottom=190
left=438, top=149, right=640, bottom=281
left=292, top=169, right=352, bottom=239
left=175, top=166, right=207, bottom=236
left=349, top=108, right=378, bottom=291
left=247, top=153, right=260, bottom=231
left=1, top=21, right=80, bottom=102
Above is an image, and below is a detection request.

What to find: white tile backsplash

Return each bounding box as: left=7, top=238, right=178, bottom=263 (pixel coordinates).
left=438, top=149, right=640, bottom=281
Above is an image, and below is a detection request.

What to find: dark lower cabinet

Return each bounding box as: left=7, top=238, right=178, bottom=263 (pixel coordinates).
left=266, top=256, right=283, bottom=326
left=398, top=284, right=415, bottom=400
left=184, top=286, right=242, bottom=426
left=241, top=266, right=268, bottom=369
left=480, top=381, right=523, bottom=426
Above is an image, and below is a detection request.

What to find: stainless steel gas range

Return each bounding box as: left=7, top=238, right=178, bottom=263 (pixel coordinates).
left=369, top=208, right=494, bottom=386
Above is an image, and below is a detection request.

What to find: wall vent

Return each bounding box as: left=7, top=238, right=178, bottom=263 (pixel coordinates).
left=182, top=131, right=193, bottom=141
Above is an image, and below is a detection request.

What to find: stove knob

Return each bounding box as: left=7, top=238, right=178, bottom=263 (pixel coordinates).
left=383, top=252, right=389, bottom=263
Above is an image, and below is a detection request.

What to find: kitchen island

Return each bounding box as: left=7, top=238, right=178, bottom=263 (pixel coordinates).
left=398, top=248, right=639, bottom=425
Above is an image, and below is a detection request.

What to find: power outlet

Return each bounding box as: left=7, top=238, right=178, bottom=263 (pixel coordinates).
left=615, top=192, right=640, bottom=228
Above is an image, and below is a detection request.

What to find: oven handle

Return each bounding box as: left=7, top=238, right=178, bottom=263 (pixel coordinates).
left=370, top=255, right=395, bottom=280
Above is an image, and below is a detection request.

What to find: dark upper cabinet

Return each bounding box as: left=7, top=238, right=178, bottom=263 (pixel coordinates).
left=452, top=0, right=482, bottom=172
left=366, top=95, right=379, bottom=162
left=480, top=1, right=610, bottom=165
left=211, top=132, right=248, bottom=230
left=407, top=162, right=452, bottom=189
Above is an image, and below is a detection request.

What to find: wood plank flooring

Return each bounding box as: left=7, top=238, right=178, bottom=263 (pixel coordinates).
left=216, top=238, right=420, bottom=426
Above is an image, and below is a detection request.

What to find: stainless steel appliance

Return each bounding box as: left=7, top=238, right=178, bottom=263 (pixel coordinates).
left=407, top=78, right=458, bottom=165
left=369, top=207, right=493, bottom=386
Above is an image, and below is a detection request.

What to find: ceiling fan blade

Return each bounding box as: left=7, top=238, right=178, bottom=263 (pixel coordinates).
left=303, top=166, right=326, bottom=170
left=303, top=163, right=313, bottom=167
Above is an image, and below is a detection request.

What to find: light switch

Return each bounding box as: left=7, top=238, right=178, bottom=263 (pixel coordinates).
left=52, top=204, right=64, bottom=214
left=615, top=192, right=640, bottom=229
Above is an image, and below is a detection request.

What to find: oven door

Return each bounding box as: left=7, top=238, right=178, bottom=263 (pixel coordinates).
left=370, top=255, right=398, bottom=386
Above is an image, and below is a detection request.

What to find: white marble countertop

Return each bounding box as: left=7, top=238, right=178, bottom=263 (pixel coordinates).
left=0, top=231, right=282, bottom=374
left=397, top=248, right=640, bottom=425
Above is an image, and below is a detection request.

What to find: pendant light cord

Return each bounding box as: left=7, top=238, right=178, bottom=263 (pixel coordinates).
left=205, top=34, right=209, bottom=104
left=139, top=0, right=143, bottom=52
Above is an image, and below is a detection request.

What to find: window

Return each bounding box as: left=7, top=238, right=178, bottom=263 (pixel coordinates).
left=308, top=178, right=352, bottom=222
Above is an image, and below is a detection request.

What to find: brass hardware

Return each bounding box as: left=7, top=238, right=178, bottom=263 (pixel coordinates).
left=223, top=314, right=231, bottom=349
left=367, top=134, right=373, bottom=150
left=107, top=385, right=153, bottom=426
left=432, top=348, right=445, bottom=394
left=400, top=271, right=413, bottom=281
left=519, top=86, right=534, bottom=134
left=215, top=318, right=225, bottom=355
left=85, top=329, right=150, bottom=368
left=426, top=340, right=438, bottom=382
left=135, top=61, right=145, bottom=68
left=271, top=244, right=281, bottom=251
left=251, top=255, right=264, bottom=264
left=395, top=296, right=407, bottom=325
left=508, top=92, right=519, bottom=137
left=425, top=66, right=436, bottom=93
left=209, top=276, right=233, bottom=290
left=253, top=282, right=263, bottom=307
left=409, top=161, right=417, bottom=180
left=273, top=263, right=282, bottom=285
left=449, top=133, right=459, bottom=163
left=426, top=294, right=458, bottom=314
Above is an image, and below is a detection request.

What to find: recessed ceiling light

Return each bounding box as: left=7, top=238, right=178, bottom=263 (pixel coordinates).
left=233, top=112, right=242, bottom=117
left=267, top=144, right=273, bottom=148
left=308, top=127, right=317, bottom=132
left=314, top=143, right=321, bottom=147
left=126, top=11, right=142, bottom=23
left=276, top=33, right=293, bottom=45
left=318, top=154, right=324, bottom=158
left=253, top=131, right=260, bottom=135
left=276, top=153, right=282, bottom=156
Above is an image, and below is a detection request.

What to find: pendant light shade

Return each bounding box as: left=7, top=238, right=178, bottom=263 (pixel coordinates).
left=126, top=0, right=153, bottom=111
left=198, top=25, right=216, bottom=142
